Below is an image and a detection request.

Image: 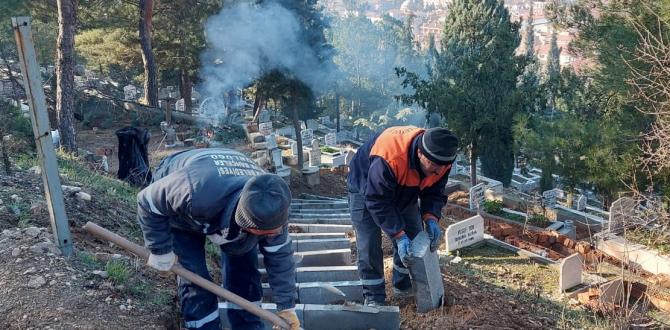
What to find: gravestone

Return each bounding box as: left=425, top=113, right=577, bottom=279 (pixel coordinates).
left=468, top=183, right=486, bottom=210
left=175, top=98, right=185, bottom=112
left=306, top=119, right=319, bottom=131
left=291, top=141, right=298, bottom=157
left=259, top=109, right=271, bottom=123
left=574, top=195, right=587, bottom=211
left=345, top=150, right=355, bottom=167
left=123, top=85, right=137, bottom=101
left=300, top=129, right=313, bottom=145
left=309, top=139, right=321, bottom=167
left=542, top=189, right=558, bottom=208
left=319, top=116, right=331, bottom=125
left=271, top=148, right=283, bottom=170
left=409, top=232, right=444, bottom=313
left=558, top=253, right=582, bottom=292
left=445, top=215, right=484, bottom=253
left=608, top=197, right=637, bottom=234
left=325, top=133, right=337, bottom=147
left=265, top=134, right=278, bottom=149
left=259, top=122, right=273, bottom=135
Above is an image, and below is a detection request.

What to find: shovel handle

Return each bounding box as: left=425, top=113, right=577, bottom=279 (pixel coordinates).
left=82, top=222, right=291, bottom=330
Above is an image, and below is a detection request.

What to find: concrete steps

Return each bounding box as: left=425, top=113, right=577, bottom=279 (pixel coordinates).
left=220, top=194, right=400, bottom=329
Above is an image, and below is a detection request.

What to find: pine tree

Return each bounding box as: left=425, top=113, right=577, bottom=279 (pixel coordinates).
left=545, top=31, right=561, bottom=118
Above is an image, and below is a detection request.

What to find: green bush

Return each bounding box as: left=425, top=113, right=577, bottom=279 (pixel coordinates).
left=481, top=200, right=504, bottom=215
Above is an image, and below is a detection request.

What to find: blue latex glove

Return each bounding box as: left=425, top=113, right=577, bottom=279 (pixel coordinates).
left=395, top=233, right=413, bottom=267
left=425, top=218, right=442, bottom=252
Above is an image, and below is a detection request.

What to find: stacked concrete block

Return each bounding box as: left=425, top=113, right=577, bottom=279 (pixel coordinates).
left=409, top=232, right=445, bottom=313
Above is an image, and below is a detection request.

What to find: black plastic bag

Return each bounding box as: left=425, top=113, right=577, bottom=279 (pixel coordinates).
left=116, top=127, right=152, bottom=187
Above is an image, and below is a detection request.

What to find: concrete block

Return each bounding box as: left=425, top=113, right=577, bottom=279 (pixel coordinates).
left=290, top=233, right=347, bottom=240
left=289, top=218, right=352, bottom=225
left=296, top=266, right=359, bottom=283
left=409, top=232, right=444, bottom=313
left=259, top=249, right=352, bottom=268
left=260, top=266, right=359, bottom=283
left=558, top=253, right=582, bottom=292
left=302, top=304, right=400, bottom=330
left=297, top=281, right=364, bottom=304
left=262, top=281, right=362, bottom=305
left=296, top=238, right=351, bottom=252
left=289, top=224, right=353, bottom=233
left=219, top=302, right=304, bottom=330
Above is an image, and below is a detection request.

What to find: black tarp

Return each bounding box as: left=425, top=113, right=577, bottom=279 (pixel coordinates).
left=116, top=127, right=152, bottom=187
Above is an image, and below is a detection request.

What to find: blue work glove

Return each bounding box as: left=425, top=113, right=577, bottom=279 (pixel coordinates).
left=425, top=218, right=442, bottom=252
left=395, top=233, right=413, bottom=267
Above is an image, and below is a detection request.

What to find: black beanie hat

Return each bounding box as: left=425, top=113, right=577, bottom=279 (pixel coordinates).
left=235, top=174, right=292, bottom=230
left=419, top=128, right=459, bottom=165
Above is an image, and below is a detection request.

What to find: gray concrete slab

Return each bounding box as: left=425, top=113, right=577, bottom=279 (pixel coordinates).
left=261, top=281, right=365, bottom=305
left=260, top=266, right=359, bottom=283
left=409, top=232, right=444, bottom=313
left=298, top=281, right=364, bottom=304
left=219, top=302, right=304, bottom=330
left=289, top=218, right=352, bottom=225
left=296, top=238, right=351, bottom=252
left=290, top=233, right=347, bottom=240
left=289, top=224, right=353, bottom=233
left=296, top=266, right=360, bottom=283
left=302, top=304, right=400, bottom=330
left=258, top=249, right=352, bottom=268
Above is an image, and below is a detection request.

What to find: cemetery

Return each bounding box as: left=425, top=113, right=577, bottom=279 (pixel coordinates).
left=2, top=1, right=670, bottom=329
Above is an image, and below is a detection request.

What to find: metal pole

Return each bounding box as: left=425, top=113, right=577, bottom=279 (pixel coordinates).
left=12, top=16, right=73, bottom=257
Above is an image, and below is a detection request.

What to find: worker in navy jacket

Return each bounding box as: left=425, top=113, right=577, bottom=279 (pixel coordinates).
left=137, top=148, right=299, bottom=330
left=347, top=126, right=459, bottom=306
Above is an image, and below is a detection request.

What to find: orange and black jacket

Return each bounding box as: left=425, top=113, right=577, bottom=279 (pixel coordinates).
left=347, top=126, right=452, bottom=238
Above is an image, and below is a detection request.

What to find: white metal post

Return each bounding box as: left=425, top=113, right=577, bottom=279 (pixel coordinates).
left=12, top=16, right=73, bottom=257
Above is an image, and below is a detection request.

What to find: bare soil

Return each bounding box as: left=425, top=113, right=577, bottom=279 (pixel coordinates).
left=0, top=170, right=179, bottom=329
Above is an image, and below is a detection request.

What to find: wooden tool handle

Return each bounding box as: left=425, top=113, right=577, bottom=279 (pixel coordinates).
left=83, top=222, right=290, bottom=330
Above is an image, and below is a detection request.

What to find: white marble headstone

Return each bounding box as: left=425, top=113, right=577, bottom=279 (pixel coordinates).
left=445, top=215, right=484, bottom=252
left=558, top=253, right=582, bottom=292
left=542, top=189, right=558, bottom=208
left=123, top=85, right=137, bottom=101
left=175, top=98, right=185, bottom=112
left=259, top=122, right=273, bottom=135
left=325, top=133, right=337, bottom=147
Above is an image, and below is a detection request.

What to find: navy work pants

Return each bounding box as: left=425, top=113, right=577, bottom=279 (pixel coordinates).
left=173, top=228, right=263, bottom=330
left=348, top=192, right=422, bottom=304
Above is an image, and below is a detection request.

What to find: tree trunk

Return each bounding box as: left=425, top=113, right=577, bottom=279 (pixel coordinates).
left=335, top=92, right=340, bottom=132
left=252, top=93, right=265, bottom=123
left=56, top=0, right=78, bottom=153
left=139, top=0, right=158, bottom=107
left=0, top=126, right=11, bottom=175
left=179, top=69, right=192, bottom=114
left=469, top=141, right=477, bottom=187
left=293, top=100, right=304, bottom=170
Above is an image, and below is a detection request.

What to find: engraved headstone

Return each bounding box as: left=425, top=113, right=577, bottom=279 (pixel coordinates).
left=542, top=189, right=558, bottom=208
left=123, top=85, right=137, bottom=101
left=265, top=134, right=278, bottom=150
left=259, top=122, right=273, bottom=135
left=325, top=133, right=337, bottom=147
left=608, top=197, right=637, bottom=234
left=445, top=215, right=484, bottom=252
left=468, top=183, right=486, bottom=210
left=175, top=98, right=185, bottom=112
left=259, top=109, right=271, bottom=123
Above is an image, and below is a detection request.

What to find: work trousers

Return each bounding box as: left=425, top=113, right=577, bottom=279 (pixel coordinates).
left=173, top=228, right=263, bottom=330
left=348, top=192, right=422, bottom=304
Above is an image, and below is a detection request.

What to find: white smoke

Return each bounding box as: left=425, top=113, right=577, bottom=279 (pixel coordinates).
left=199, top=1, right=330, bottom=101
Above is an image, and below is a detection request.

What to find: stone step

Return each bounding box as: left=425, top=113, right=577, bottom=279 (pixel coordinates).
left=290, top=233, right=347, bottom=240
left=261, top=280, right=364, bottom=305
left=260, top=266, right=359, bottom=283
left=289, top=218, right=352, bottom=225
left=289, top=224, right=353, bottom=233
left=219, top=303, right=400, bottom=330
left=258, top=249, right=352, bottom=268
